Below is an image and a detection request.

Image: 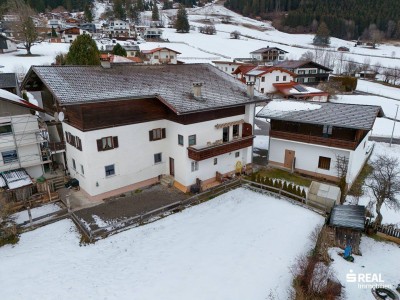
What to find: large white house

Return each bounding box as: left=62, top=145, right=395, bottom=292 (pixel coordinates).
left=233, top=65, right=295, bottom=94
left=0, top=89, right=50, bottom=179
left=257, top=100, right=383, bottom=188
left=142, top=47, right=181, bottom=64
left=23, top=64, right=263, bottom=200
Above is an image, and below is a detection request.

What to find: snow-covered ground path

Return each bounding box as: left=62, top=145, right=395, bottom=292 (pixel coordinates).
left=0, top=188, right=323, bottom=300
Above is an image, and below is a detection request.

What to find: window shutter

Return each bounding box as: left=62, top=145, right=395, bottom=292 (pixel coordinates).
left=113, top=136, right=119, bottom=148
left=77, top=137, right=82, bottom=151
left=162, top=128, right=166, bottom=139
left=66, top=132, right=70, bottom=144
left=96, top=139, right=103, bottom=151
left=149, top=130, right=154, bottom=141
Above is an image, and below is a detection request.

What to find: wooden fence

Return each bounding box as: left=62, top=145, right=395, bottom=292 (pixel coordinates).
left=365, top=219, right=400, bottom=239
left=72, top=179, right=242, bottom=242
left=240, top=179, right=328, bottom=215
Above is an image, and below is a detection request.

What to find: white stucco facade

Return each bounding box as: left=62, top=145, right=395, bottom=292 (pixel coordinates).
left=63, top=104, right=255, bottom=197
left=245, top=70, right=293, bottom=94
left=144, top=49, right=179, bottom=64
left=269, top=135, right=371, bottom=186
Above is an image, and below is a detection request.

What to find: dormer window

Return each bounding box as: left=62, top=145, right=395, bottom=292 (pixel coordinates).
left=323, top=125, right=333, bottom=137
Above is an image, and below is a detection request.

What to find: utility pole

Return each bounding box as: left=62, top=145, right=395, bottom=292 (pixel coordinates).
left=390, top=104, right=399, bottom=147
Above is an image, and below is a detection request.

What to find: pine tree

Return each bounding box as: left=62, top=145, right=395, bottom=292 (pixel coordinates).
left=112, top=43, right=127, bottom=57
left=66, top=34, right=100, bottom=65
left=175, top=5, right=190, bottom=33
left=313, top=21, right=330, bottom=45
left=113, top=0, right=126, bottom=19
left=51, top=26, right=58, bottom=38
left=84, top=4, right=93, bottom=23
left=152, top=1, right=160, bottom=21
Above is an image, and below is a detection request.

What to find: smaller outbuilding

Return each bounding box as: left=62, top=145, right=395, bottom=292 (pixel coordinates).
left=328, top=205, right=365, bottom=255
left=307, top=181, right=341, bottom=212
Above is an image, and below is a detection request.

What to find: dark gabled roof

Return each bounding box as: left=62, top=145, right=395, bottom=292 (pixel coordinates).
left=329, top=205, right=365, bottom=230
left=0, top=73, right=18, bottom=89
left=250, top=47, right=288, bottom=54
left=274, top=60, right=333, bottom=72
left=23, top=64, right=264, bottom=114
left=256, top=100, right=384, bottom=130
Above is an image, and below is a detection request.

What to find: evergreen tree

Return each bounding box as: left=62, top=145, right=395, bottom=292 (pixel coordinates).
left=113, top=0, right=126, bottom=19
left=152, top=1, right=160, bottom=21
left=51, top=26, right=57, bottom=38
left=66, top=34, right=100, bottom=65
left=112, top=43, right=127, bottom=56
left=313, top=21, right=330, bottom=45
left=175, top=5, right=189, bottom=33
left=84, top=4, right=93, bottom=23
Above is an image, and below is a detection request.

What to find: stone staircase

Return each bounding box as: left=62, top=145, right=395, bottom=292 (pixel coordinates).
left=160, top=175, right=175, bottom=187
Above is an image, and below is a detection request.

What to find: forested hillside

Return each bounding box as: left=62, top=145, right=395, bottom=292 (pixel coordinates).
left=224, top=0, right=400, bottom=40
left=0, top=0, right=92, bottom=12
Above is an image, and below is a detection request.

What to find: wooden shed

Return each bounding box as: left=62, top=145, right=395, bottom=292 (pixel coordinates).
left=328, top=205, right=365, bottom=255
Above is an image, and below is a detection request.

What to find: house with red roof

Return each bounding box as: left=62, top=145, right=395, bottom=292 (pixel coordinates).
left=273, top=81, right=329, bottom=102
left=141, top=47, right=181, bottom=65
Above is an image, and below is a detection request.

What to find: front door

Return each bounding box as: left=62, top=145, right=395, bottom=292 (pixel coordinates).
left=284, top=149, right=295, bottom=169
left=169, top=157, right=175, bottom=177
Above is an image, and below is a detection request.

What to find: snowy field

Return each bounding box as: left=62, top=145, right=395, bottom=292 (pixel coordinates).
left=357, top=79, right=400, bottom=100
left=329, top=237, right=400, bottom=299
left=0, top=188, right=323, bottom=300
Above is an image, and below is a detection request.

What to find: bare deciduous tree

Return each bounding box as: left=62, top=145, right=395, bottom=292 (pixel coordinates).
left=366, top=155, right=400, bottom=227
left=7, top=0, right=38, bottom=55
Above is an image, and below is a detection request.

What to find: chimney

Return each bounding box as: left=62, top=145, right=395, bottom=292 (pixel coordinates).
left=100, top=54, right=111, bottom=69
left=192, top=82, right=203, bottom=97
left=246, top=82, right=255, bottom=98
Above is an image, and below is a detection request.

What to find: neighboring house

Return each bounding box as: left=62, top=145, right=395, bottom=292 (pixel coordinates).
left=104, top=44, right=140, bottom=57
left=0, top=89, right=50, bottom=179
left=250, top=47, right=288, bottom=62
left=59, top=27, right=89, bottom=43
left=273, top=81, right=329, bottom=102
left=47, top=19, right=62, bottom=28
left=212, top=60, right=245, bottom=76
left=108, top=19, right=130, bottom=37
left=100, top=54, right=135, bottom=64
left=142, top=47, right=181, bottom=65
left=0, top=73, right=20, bottom=96
left=274, top=60, right=332, bottom=85
left=233, top=65, right=295, bottom=94
left=257, top=100, right=383, bottom=188
left=80, top=23, right=97, bottom=33
left=355, top=70, right=378, bottom=80
left=0, top=35, right=17, bottom=53
left=143, top=27, right=163, bottom=39
left=22, top=64, right=263, bottom=200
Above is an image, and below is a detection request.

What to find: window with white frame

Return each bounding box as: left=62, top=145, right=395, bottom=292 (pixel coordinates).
left=72, top=158, right=76, bottom=170
left=154, top=153, right=162, bottom=164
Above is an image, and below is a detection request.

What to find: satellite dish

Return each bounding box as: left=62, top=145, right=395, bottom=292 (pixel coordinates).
left=58, top=112, right=65, bottom=122
left=54, top=112, right=59, bottom=122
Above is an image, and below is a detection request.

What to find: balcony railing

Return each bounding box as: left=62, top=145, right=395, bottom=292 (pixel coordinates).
left=188, top=135, right=255, bottom=161
left=270, top=130, right=357, bottom=150
left=48, top=141, right=66, bottom=152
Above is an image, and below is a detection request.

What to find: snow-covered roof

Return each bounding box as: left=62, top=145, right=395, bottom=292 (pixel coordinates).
left=0, top=88, right=44, bottom=112
left=329, top=205, right=365, bottom=230
left=0, top=169, right=32, bottom=190
left=257, top=100, right=383, bottom=130
left=24, top=64, right=265, bottom=114
left=0, top=73, right=18, bottom=89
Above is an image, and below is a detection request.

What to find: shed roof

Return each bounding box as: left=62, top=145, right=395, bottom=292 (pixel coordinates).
left=24, top=64, right=264, bottom=114
left=0, top=168, right=32, bottom=190
left=256, top=100, right=383, bottom=130
left=329, top=205, right=366, bottom=230
left=0, top=73, right=18, bottom=89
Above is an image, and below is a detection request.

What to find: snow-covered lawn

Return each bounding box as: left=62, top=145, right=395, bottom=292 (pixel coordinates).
left=11, top=203, right=61, bottom=225
left=357, top=79, right=400, bottom=100
left=347, top=142, right=400, bottom=227
left=0, top=188, right=323, bottom=300
left=329, top=236, right=400, bottom=300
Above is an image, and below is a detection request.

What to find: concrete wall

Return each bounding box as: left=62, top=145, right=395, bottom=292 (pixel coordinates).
left=346, top=133, right=372, bottom=186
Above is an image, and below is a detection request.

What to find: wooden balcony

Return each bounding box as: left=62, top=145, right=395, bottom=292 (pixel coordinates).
left=48, top=141, right=66, bottom=153
left=270, top=130, right=357, bottom=150
left=188, top=135, right=255, bottom=161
